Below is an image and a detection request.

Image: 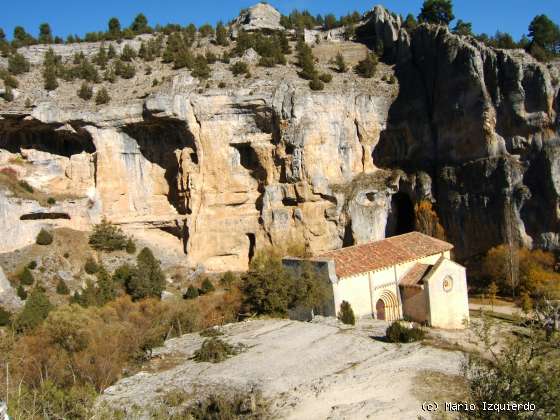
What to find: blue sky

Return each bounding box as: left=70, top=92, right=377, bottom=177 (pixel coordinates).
left=2, top=1, right=559, bottom=41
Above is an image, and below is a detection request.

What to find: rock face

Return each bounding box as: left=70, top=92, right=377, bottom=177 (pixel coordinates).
left=0, top=265, right=22, bottom=311
left=233, top=3, right=284, bottom=34
left=0, top=4, right=558, bottom=270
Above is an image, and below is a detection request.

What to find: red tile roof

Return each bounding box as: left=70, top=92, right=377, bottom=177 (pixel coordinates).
left=315, top=232, right=453, bottom=278
left=399, top=263, right=432, bottom=287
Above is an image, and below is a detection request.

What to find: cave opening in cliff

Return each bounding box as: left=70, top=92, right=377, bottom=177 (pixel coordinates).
left=343, top=222, right=354, bottom=247
left=386, top=192, right=415, bottom=237
left=0, top=120, right=95, bottom=157
left=123, top=118, right=198, bottom=216
left=232, top=143, right=267, bottom=181
left=247, top=233, right=256, bottom=262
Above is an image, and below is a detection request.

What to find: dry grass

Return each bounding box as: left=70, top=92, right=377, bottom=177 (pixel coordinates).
left=412, top=369, right=468, bottom=413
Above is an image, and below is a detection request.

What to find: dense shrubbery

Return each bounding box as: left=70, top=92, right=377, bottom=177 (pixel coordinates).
left=241, top=253, right=329, bottom=316
left=36, top=229, right=53, bottom=245
left=0, top=307, right=11, bottom=326
left=385, top=321, right=426, bottom=343
left=88, top=219, right=127, bottom=251
left=355, top=52, right=378, bottom=78
left=481, top=245, right=560, bottom=299
left=19, top=267, right=34, bottom=286
left=14, top=286, right=53, bottom=332
left=230, top=61, right=249, bottom=76
left=193, top=337, right=238, bottom=363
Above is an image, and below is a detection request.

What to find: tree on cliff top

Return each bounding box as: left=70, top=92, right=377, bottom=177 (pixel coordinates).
left=529, top=15, right=560, bottom=55
left=418, top=0, right=455, bottom=26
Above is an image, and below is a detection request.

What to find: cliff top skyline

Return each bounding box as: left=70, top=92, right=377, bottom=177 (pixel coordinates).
left=3, top=0, right=559, bottom=43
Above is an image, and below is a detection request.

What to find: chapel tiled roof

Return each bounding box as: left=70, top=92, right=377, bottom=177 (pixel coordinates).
left=315, top=232, right=453, bottom=278
left=399, top=263, right=432, bottom=287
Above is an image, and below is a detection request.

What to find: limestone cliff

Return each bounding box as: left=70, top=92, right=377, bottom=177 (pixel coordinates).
left=0, top=4, right=558, bottom=273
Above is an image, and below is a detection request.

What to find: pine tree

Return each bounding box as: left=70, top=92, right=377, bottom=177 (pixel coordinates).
left=120, top=44, right=137, bottom=62
left=96, top=266, right=116, bottom=306
left=418, top=0, right=455, bottom=26
left=191, top=55, right=211, bottom=79
left=15, top=286, right=52, bottom=332
left=338, top=301, right=356, bottom=325
left=36, top=229, right=53, bottom=245
left=107, top=44, right=117, bottom=59
left=38, top=23, right=53, bottom=44
left=215, top=21, right=229, bottom=46
left=131, top=13, right=150, bottom=34
left=296, top=41, right=317, bottom=80
left=355, top=52, right=378, bottom=78
left=19, top=267, right=34, bottom=286
left=335, top=52, right=347, bottom=73
left=183, top=285, right=199, bottom=300
left=126, top=247, right=165, bottom=300
left=77, top=82, right=93, bottom=100
left=108, top=17, right=121, bottom=39
left=8, top=53, right=30, bottom=75
left=56, top=278, right=70, bottom=295
left=95, top=45, right=109, bottom=68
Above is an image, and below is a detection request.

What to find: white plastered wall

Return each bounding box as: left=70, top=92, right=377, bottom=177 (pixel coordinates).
left=425, top=258, right=469, bottom=329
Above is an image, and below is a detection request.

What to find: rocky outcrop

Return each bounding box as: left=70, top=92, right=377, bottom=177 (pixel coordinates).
left=0, top=265, right=22, bottom=311
left=357, top=6, right=560, bottom=257
left=0, top=4, right=559, bottom=270
left=232, top=3, right=284, bottom=36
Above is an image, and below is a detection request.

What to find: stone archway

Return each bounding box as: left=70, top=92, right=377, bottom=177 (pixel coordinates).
left=375, top=290, right=400, bottom=321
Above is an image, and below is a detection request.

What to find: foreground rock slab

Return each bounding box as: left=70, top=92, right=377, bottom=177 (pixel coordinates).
left=101, top=318, right=465, bottom=419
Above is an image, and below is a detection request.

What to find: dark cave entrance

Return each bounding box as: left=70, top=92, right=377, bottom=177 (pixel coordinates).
left=231, top=143, right=266, bottom=181
left=247, top=233, right=256, bottom=263
left=343, top=222, right=354, bottom=247
left=0, top=120, right=95, bottom=157
left=386, top=192, right=415, bottom=237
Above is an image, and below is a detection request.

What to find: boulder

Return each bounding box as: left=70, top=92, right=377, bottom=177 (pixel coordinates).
left=232, top=3, right=283, bottom=36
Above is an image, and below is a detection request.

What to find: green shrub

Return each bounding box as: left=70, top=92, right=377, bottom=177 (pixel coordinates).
left=120, top=44, right=137, bottom=62
left=36, top=228, right=54, bottom=245
left=3, top=86, right=13, bottom=102
left=335, top=52, right=347, bottom=73
left=191, top=55, right=211, bottom=79
left=2, top=73, right=19, bottom=88
left=200, top=327, right=223, bottom=337
left=183, top=285, right=199, bottom=300
left=114, top=60, right=136, bottom=79
left=218, top=81, right=226, bottom=88
left=125, top=247, right=165, bottom=300
left=43, top=64, right=58, bottom=91
left=19, top=267, right=35, bottom=286
left=242, top=255, right=329, bottom=316
left=385, top=321, right=426, bottom=343
left=125, top=238, right=136, bottom=254
left=230, top=61, right=249, bottom=76
left=27, top=260, right=38, bottom=270
left=15, top=286, right=52, bottom=332
left=47, top=197, right=56, bottom=205
left=19, top=180, right=34, bottom=193
left=199, top=278, right=215, bottom=295
left=77, top=82, right=93, bottom=100
left=84, top=257, right=99, bottom=274
left=220, top=271, right=237, bottom=288
left=337, top=300, right=355, bottom=325
left=56, top=278, right=70, bottom=295
left=17, top=284, right=27, bottom=300
left=95, top=87, right=110, bottom=105
left=355, top=53, right=378, bottom=78
left=8, top=53, right=30, bottom=75
left=193, top=338, right=237, bottom=363
left=88, top=219, right=127, bottom=251
left=112, top=264, right=132, bottom=286
left=0, top=307, right=11, bottom=326
left=319, top=73, right=333, bottom=83
left=309, top=77, right=324, bottom=91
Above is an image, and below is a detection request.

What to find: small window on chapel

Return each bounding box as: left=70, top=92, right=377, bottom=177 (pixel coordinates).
left=442, top=276, right=453, bottom=292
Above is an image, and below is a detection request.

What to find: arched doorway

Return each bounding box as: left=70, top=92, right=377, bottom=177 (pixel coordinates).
left=376, top=299, right=386, bottom=320
left=375, top=290, right=400, bottom=321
